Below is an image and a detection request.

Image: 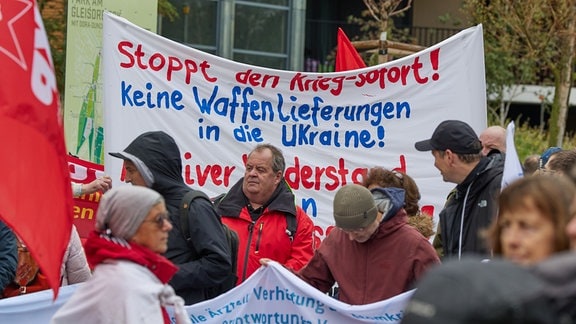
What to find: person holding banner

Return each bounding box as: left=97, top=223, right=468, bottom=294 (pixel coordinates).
left=109, top=131, right=231, bottom=304
left=415, top=120, right=503, bottom=259
left=217, top=144, right=314, bottom=285
left=51, top=186, right=190, bottom=324
left=262, top=184, right=439, bottom=305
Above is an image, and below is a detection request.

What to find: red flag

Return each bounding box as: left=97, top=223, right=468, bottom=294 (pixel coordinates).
left=335, top=28, right=367, bottom=72
left=0, top=0, right=73, bottom=299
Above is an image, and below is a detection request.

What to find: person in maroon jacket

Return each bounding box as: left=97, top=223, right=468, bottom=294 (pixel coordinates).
left=265, top=184, right=440, bottom=305
left=217, top=144, right=315, bottom=285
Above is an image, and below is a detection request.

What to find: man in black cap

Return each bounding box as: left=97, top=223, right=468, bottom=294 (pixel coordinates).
left=109, top=131, right=232, bottom=305
left=415, top=120, right=503, bottom=259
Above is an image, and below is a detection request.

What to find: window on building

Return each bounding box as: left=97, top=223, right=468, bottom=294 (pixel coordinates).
left=234, top=1, right=289, bottom=68
left=160, top=0, right=293, bottom=69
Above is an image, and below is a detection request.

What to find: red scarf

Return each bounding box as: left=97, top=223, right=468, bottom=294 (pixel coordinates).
left=84, top=231, right=179, bottom=322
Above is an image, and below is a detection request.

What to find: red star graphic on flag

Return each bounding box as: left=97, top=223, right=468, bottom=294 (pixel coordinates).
left=0, top=0, right=33, bottom=69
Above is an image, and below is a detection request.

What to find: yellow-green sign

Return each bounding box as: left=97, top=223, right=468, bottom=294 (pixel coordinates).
left=64, top=0, right=157, bottom=164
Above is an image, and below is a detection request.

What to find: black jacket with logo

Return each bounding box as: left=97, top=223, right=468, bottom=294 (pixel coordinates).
left=439, top=153, right=504, bottom=259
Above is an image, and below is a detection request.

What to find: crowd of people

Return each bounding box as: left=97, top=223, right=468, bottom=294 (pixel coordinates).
left=2, top=119, right=576, bottom=323
left=403, top=122, right=576, bottom=323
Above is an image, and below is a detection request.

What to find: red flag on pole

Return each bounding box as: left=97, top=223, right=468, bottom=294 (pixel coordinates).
left=0, top=0, right=73, bottom=298
left=335, top=27, right=367, bottom=72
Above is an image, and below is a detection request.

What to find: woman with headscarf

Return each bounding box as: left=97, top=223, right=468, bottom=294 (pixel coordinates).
left=51, top=186, right=190, bottom=324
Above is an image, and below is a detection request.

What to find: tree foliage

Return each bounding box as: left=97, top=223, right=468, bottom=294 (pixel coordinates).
left=348, top=0, right=413, bottom=65
left=38, top=0, right=67, bottom=96
left=463, top=0, right=576, bottom=145
left=158, top=0, right=179, bottom=22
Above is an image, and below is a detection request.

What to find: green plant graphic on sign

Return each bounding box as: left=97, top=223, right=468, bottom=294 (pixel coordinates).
left=75, top=52, right=104, bottom=163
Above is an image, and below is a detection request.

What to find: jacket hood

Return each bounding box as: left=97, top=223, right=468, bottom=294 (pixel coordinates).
left=109, top=131, right=185, bottom=196
left=407, top=213, right=435, bottom=239
left=370, top=187, right=405, bottom=222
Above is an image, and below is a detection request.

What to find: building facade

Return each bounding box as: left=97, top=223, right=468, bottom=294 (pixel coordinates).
left=159, top=0, right=306, bottom=70
left=159, top=0, right=462, bottom=71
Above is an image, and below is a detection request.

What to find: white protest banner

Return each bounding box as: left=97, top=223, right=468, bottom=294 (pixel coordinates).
left=0, top=283, right=79, bottom=323
left=169, top=262, right=412, bottom=323
left=0, top=263, right=412, bottom=323
left=501, top=121, right=524, bottom=188
left=102, top=12, right=487, bottom=241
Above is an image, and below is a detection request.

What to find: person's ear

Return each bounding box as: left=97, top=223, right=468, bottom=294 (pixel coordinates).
left=445, top=149, right=456, bottom=164
left=274, top=170, right=282, bottom=184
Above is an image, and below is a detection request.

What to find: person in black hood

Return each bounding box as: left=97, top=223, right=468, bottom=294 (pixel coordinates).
left=110, top=131, right=232, bottom=305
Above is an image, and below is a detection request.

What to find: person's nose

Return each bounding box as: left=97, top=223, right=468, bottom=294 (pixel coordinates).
left=502, top=226, right=521, bottom=250
left=247, top=169, right=258, bottom=177
left=163, top=218, right=173, bottom=231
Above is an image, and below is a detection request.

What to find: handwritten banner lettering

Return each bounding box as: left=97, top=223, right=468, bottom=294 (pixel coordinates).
left=102, top=12, right=487, bottom=239
left=0, top=262, right=412, bottom=323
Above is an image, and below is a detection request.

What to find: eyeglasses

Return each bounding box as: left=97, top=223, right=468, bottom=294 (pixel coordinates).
left=145, top=213, right=171, bottom=228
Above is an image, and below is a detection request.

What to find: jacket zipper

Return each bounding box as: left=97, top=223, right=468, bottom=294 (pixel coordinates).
left=254, top=222, right=263, bottom=254
left=241, top=221, right=255, bottom=281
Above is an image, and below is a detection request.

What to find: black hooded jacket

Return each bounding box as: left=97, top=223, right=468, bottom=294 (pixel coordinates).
left=439, top=153, right=504, bottom=259
left=115, top=131, right=232, bottom=304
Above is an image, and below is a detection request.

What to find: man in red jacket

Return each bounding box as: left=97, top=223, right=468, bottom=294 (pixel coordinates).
left=216, top=144, right=315, bottom=285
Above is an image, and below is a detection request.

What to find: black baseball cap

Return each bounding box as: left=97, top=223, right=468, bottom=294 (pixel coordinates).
left=414, top=120, right=482, bottom=154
